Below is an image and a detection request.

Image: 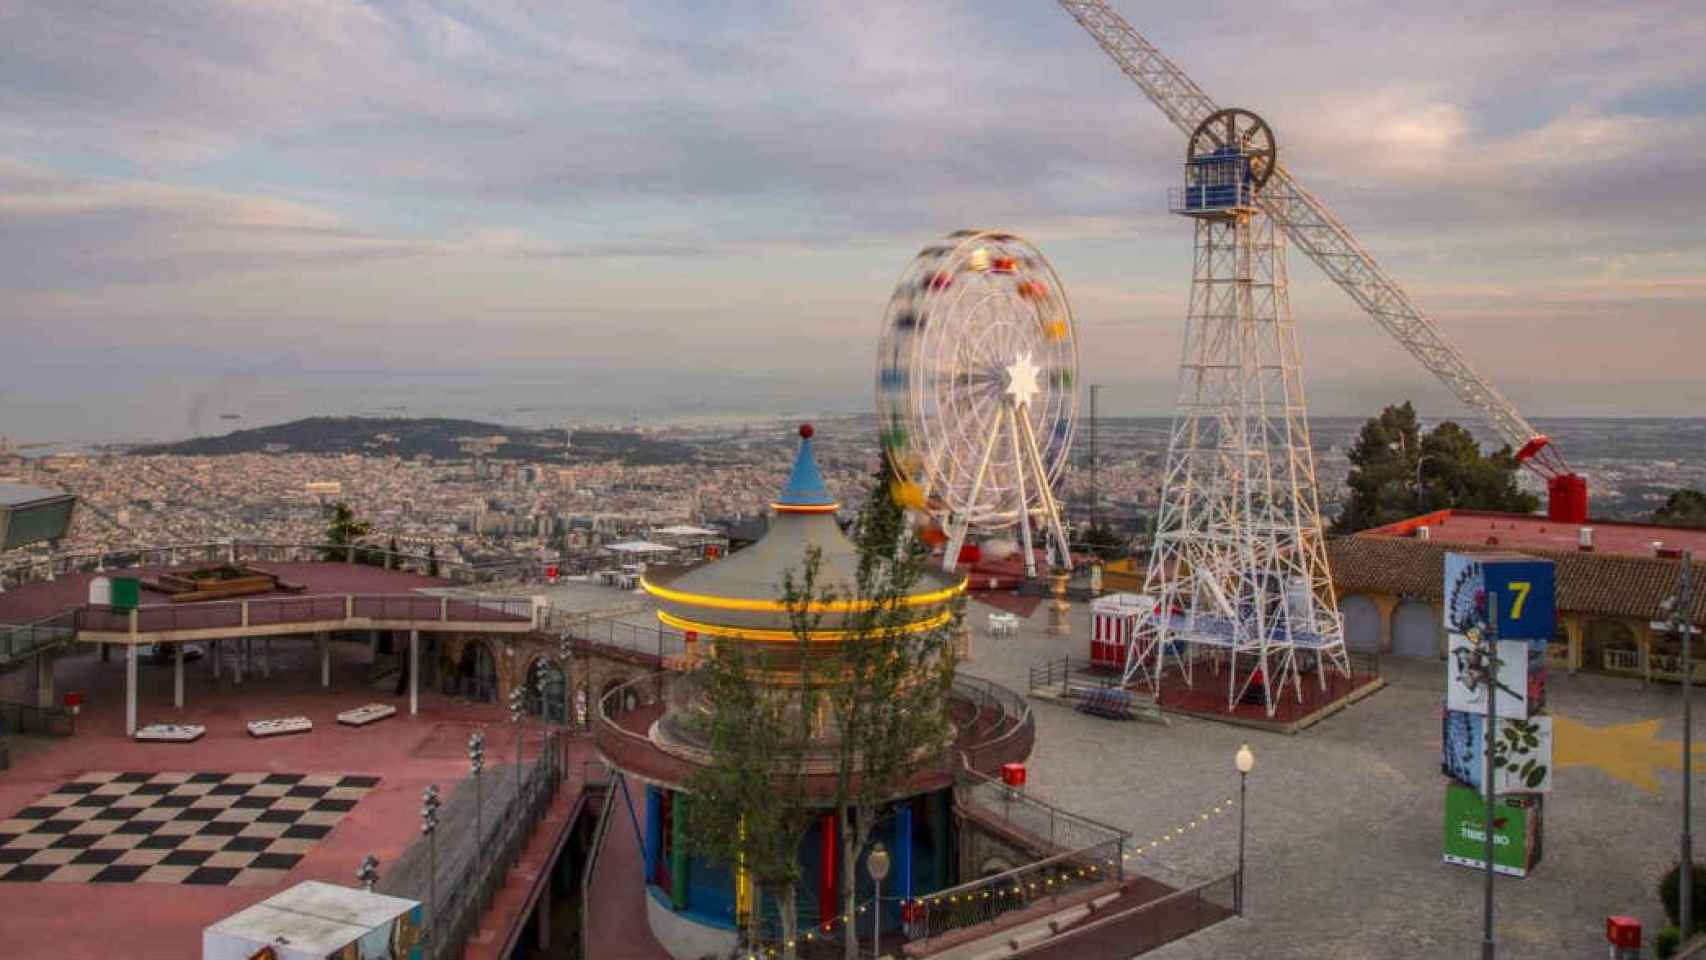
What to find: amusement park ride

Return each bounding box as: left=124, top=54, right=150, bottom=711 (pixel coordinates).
left=1045, top=0, right=1584, bottom=715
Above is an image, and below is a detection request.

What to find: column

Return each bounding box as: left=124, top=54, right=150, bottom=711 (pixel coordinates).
left=125, top=643, right=138, bottom=737
left=895, top=803, right=914, bottom=908
left=369, top=629, right=380, bottom=662
left=670, top=793, right=688, bottom=910
left=262, top=636, right=271, bottom=679
left=1372, top=594, right=1399, bottom=655
left=321, top=634, right=331, bottom=689
left=174, top=642, right=184, bottom=709
left=644, top=788, right=662, bottom=885
left=213, top=638, right=221, bottom=680
left=34, top=652, right=54, bottom=709
left=1564, top=613, right=1585, bottom=675
left=409, top=630, right=420, bottom=716
left=819, top=813, right=838, bottom=931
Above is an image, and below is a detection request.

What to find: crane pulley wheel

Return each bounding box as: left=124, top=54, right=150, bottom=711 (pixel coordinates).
left=1188, top=108, right=1276, bottom=191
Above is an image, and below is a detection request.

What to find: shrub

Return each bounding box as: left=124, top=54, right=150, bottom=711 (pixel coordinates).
left=1659, top=860, right=1706, bottom=930
left=1657, top=924, right=1681, bottom=959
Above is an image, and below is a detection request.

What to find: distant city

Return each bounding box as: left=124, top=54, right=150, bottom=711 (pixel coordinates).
left=2, top=411, right=1701, bottom=575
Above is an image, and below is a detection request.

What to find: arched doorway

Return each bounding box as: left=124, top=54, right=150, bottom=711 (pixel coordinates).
left=454, top=641, right=498, bottom=702
left=526, top=657, right=568, bottom=726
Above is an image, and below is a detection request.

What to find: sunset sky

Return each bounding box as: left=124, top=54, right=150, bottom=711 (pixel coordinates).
left=4, top=1, right=1704, bottom=440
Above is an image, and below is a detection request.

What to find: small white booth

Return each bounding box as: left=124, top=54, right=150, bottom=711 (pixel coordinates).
left=203, top=880, right=423, bottom=960
left=1090, top=592, right=1152, bottom=671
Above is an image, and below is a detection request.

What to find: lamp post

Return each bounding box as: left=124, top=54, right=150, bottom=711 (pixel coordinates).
left=1464, top=596, right=1501, bottom=960
left=468, top=731, right=485, bottom=849
left=509, top=682, right=526, bottom=802
left=1671, top=551, right=1697, bottom=936
left=1235, top=743, right=1254, bottom=915
left=867, top=843, right=891, bottom=960
left=356, top=854, right=380, bottom=893
left=420, top=784, right=441, bottom=937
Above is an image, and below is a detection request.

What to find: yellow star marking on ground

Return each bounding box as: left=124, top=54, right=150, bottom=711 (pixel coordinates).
left=1552, top=713, right=1706, bottom=794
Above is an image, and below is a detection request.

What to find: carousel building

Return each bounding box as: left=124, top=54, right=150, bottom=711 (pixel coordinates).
left=594, top=426, right=1035, bottom=958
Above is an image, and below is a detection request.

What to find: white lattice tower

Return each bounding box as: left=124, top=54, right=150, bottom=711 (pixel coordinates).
left=1124, top=204, right=1349, bottom=716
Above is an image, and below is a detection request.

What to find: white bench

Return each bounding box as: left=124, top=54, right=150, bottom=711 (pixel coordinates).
left=135, top=723, right=206, bottom=743
left=247, top=716, right=313, bottom=738
left=988, top=612, right=1020, bottom=638
left=337, top=703, right=397, bottom=727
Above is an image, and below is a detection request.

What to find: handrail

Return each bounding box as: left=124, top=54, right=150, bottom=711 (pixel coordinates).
left=581, top=769, right=622, bottom=960
left=1010, top=870, right=1240, bottom=958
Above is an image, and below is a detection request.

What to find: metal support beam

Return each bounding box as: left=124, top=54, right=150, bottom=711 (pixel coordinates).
left=125, top=643, right=138, bottom=737
left=174, top=642, right=184, bottom=710
left=409, top=630, right=420, bottom=716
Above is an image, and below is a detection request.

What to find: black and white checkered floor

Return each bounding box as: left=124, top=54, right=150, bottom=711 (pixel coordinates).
left=0, top=771, right=378, bottom=885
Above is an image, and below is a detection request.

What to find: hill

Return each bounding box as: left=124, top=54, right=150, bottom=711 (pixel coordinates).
left=128, top=417, right=696, bottom=465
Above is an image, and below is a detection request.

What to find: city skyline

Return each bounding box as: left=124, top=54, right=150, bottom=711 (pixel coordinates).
left=5, top=0, right=1706, bottom=446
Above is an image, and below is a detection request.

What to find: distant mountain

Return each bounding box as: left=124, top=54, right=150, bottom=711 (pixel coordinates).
left=128, top=416, right=696, bottom=465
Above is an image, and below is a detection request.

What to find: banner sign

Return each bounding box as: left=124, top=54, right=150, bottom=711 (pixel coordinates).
left=1447, top=635, right=1533, bottom=716
left=1442, top=710, right=1553, bottom=794
left=1444, top=552, right=1556, bottom=650
left=1443, top=782, right=1543, bottom=877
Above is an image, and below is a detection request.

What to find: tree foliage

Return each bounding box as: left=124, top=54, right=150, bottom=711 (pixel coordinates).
left=1654, top=489, right=1706, bottom=530
left=320, top=502, right=381, bottom=563
left=1077, top=524, right=1128, bottom=562
left=681, top=602, right=818, bottom=956
left=1335, top=403, right=1539, bottom=533
left=808, top=471, right=959, bottom=960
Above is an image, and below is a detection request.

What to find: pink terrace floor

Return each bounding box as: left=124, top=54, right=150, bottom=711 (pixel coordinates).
left=0, top=639, right=593, bottom=959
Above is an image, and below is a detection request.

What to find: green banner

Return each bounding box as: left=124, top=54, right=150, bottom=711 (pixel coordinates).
left=1443, top=783, right=1538, bottom=878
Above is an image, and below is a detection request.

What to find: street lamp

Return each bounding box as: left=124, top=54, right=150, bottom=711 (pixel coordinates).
left=468, top=731, right=486, bottom=848
left=420, top=784, right=441, bottom=936
left=1235, top=743, right=1254, bottom=915
left=867, top=843, right=891, bottom=960
left=509, top=682, right=526, bottom=801
left=356, top=854, right=380, bottom=893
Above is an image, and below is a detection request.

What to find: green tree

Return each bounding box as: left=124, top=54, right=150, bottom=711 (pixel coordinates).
left=1078, top=524, right=1127, bottom=562
left=806, top=474, right=959, bottom=960
left=682, top=576, right=818, bottom=957
left=1654, top=490, right=1706, bottom=530
left=321, top=502, right=372, bottom=561
left=425, top=544, right=441, bottom=578
left=1335, top=404, right=1539, bottom=533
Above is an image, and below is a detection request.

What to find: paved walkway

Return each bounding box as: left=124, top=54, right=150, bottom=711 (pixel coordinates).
left=586, top=778, right=672, bottom=959
left=0, top=640, right=546, bottom=959
left=958, top=595, right=1706, bottom=959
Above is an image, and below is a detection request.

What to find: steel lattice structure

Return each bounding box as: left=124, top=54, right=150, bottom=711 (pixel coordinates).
left=1125, top=164, right=1349, bottom=714
left=1055, top=0, right=1575, bottom=486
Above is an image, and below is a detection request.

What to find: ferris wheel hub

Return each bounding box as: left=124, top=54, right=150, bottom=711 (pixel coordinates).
left=1004, top=352, right=1042, bottom=407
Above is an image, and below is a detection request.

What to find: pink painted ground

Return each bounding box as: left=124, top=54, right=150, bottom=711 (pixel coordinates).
left=0, top=640, right=583, bottom=959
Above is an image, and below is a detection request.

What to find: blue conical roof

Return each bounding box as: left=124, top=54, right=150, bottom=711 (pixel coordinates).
left=776, top=427, right=836, bottom=509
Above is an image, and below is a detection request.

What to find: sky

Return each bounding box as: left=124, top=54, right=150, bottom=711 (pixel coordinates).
left=3, top=0, right=1705, bottom=443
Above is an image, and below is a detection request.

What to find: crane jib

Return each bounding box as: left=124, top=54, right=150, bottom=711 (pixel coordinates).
left=1053, top=0, right=1580, bottom=509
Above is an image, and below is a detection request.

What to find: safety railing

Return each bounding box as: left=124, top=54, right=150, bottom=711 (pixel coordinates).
left=907, top=835, right=1126, bottom=947
left=551, top=610, right=690, bottom=664
left=377, top=729, right=566, bottom=960
left=0, top=698, right=75, bottom=737
left=1168, top=180, right=1258, bottom=214
left=70, top=592, right=534, bottom=637
left=0, top=539, right=535, bottom=592
left=955, top=766, right=1128, bottom=859
left=952, top=674, right=1037, bottom=773
left=1011, top=871, right=1239, bottom=958
left=0, top=610, right=77, bottom=665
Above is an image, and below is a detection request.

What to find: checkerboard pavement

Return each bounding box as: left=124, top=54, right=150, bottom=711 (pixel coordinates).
left=0, top=772, right=379, bottom=886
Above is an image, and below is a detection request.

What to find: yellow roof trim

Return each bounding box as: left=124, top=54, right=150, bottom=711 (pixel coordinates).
left=657, top=608, right=955, bottom=643
left=640, top=575, right=965, bottom=614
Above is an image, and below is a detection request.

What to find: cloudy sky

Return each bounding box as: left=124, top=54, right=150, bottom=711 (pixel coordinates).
left=3, top=0, right=1704, bottom=441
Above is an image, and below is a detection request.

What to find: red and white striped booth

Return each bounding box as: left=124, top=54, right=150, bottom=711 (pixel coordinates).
left=1090, top=592, right=1151, bottom=671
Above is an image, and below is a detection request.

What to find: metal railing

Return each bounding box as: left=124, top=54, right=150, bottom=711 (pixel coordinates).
left=1011, top=871, right=1239, bottom=958
left=0, top=610, right=77, bottom=665
left=908, top=837, right=1125, bottom=946
left=956, top=767, right=1128, bottom=858
left=952, top=674, right=1037, bottom=772
left=378, top=729, right=567, bottom=960
left=0, top=699, right=75, bottom=737
left=71, top=592, right=534, bottom=636
left=0, top=539, right=535, bottom=592
left=551, top=610, right=690, bottom=664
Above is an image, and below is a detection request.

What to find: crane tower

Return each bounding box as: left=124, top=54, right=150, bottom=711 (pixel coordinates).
left=1055, top=0, right=1591, bottom=714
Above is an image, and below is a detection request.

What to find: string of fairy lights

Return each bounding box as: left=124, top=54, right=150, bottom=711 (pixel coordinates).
left=733, top=796, right=1238, bottom=958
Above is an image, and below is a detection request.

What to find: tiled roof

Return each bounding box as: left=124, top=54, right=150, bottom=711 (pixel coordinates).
left=1329, top=536, right=1706, bottom=625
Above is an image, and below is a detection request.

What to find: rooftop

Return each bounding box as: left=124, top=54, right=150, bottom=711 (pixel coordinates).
left=1361, top=508, right=1706, bottom=559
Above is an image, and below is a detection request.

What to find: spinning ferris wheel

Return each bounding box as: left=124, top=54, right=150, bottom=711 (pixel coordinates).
left=877, top=229, right=1078, bottom=579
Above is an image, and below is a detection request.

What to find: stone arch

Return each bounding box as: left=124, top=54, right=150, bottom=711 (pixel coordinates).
left=1585, top=617, right=1640, bottom=673
left=1340, top=593, right=1381, bottom=652
left=452, top=639, right=498, bottom=702
left=524, top=656, right=569, bottom=726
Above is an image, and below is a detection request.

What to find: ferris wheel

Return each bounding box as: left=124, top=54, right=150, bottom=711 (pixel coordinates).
left=877, top=229, right=1079, bottom=578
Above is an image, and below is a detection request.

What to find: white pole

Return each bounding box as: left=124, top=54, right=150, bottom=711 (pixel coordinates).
left=125, top=643, right=138, bottom=737
left=410, top=630, right=420, bottom=716
left=1006, top=405, right=1037, bottom=580
left=174, top=642, right=184, bottom=709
